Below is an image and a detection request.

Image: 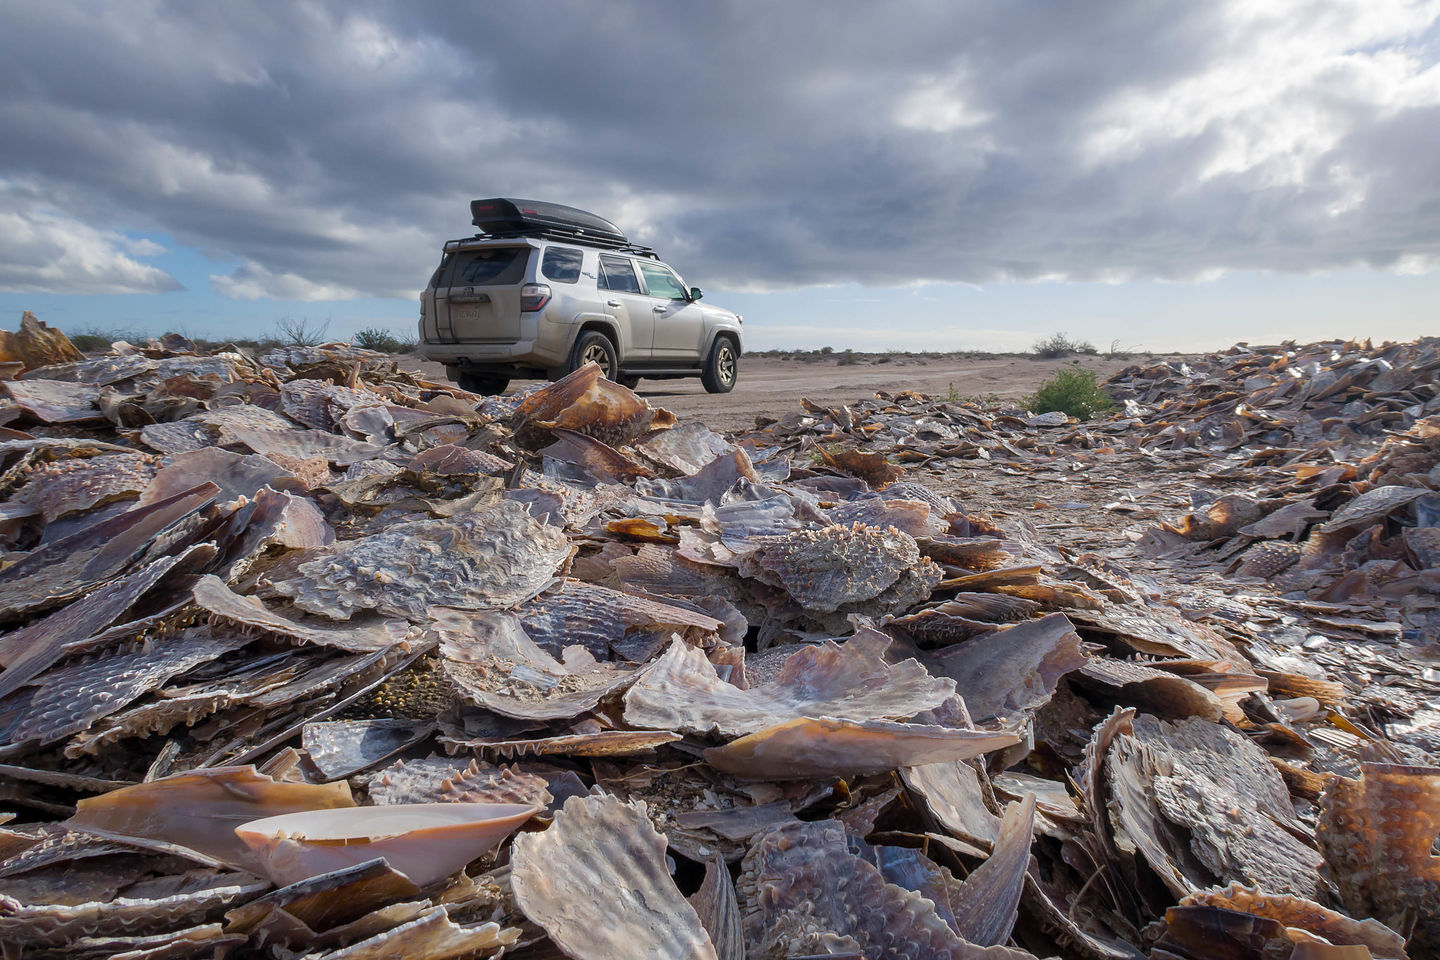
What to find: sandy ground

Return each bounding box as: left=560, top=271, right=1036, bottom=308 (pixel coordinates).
left=403, top=353, right=1143, bottom=433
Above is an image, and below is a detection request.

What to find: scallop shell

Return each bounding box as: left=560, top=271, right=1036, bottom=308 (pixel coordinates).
left=1319, top=762, right=1440, bottom=953
left=235, top=801, right=537, bottom=887
left=511, top=793, right=718, bottom=960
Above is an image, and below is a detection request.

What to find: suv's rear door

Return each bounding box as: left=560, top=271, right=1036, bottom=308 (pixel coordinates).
left=637, top=261, right=706, bottom=360
left=433, top=245, right=531, bottom=342
left=598, top=254, right=652, bottom=359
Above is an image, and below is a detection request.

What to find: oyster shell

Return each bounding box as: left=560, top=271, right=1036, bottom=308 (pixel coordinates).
left=926, top=613, right=1088, bottom=721
left=271, top=500, right=571, bottom=620
left=740, top=521, right=942, bottom=614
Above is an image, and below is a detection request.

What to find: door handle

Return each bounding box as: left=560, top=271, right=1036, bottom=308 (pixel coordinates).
left=607, top=300, right=622, bottom=307
left=653, top=305, right=668, bottom=313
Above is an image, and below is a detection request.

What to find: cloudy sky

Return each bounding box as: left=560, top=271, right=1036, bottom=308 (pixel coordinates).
left=1, top=0, right=1438, bottom=352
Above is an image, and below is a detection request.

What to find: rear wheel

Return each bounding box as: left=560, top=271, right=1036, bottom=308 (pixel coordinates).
left=701, top=336, right=738, bottom=394
left=456, top=372, right=510, bottom=395
left=570, top=331, right=619, bottom=380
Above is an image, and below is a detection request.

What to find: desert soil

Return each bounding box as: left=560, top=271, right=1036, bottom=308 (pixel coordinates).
left=402, top=353, right=1142, bottom=433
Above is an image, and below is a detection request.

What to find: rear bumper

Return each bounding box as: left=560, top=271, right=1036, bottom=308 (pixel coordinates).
left=420, top=319, right=572, bottom=370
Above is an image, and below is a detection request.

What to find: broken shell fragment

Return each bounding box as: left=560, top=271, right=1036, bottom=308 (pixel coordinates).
left=234, top=801, right=538, bottom=887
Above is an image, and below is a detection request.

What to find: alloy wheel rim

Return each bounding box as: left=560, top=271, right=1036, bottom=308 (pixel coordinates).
left=718, top=345, right=736, bottom=384
left=582, top=343, right=610, bottom=372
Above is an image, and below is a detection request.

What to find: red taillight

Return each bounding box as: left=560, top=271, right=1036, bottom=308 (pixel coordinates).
left=520, top=283, right=551, bottom=312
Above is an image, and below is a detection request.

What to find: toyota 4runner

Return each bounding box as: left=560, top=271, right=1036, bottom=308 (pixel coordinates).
left=419, top=198, right=743, bottom=395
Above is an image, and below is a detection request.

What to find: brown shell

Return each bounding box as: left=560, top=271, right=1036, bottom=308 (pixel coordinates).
left=64, top=766, right=354, bottom=872
left=1179, top=884, right=1408, bottom=959
left=705, top=716, right=1020, bottom=780
left=1319, top=763, right=1440, bottom=953
left=512, top=793, right=718, bottom=959
left=0, top=312, right=84, bottom=371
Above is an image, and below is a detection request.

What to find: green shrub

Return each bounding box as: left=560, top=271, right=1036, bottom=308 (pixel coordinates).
left=1032, top=331, right=1097, bottom=358
left=1026, top=367, right=1114, bottom=420
left=353, top=327, right=417, bottom=353
left=69, top=333, right=113, bottom=353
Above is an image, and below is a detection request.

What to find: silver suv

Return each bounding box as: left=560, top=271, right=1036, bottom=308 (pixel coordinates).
left=419, top=198, right=743, bottom=395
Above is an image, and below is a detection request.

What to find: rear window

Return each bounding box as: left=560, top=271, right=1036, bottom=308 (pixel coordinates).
left=598, top=254, right=642, bottom=294
left=453, top=247, right=529, bottom=285
left=542, top=246, right=583, bottom=283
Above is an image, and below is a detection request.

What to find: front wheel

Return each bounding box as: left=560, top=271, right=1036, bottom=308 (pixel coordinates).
left=701, top=336, right=738, bottom=394
left=456, top=372, right=509, bottom=395
left=569, top=331, right=619, bottom=380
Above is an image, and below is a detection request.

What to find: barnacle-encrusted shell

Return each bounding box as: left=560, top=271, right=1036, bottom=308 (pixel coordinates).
left=741, top=522, right=939, bottom=613
left=271, top=500, right=570, bottom=620
left=511, top=794, right=718, bottom=960
left=194, top=575, right=407, bottom=652
left=16, top=452, right=159, bottom=522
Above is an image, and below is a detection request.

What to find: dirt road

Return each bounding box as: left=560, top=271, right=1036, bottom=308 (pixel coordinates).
left=405, top=353, right=1140, bottom=432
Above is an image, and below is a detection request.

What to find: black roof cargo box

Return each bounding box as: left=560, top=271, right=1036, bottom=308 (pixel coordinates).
left=470, top=198, right=627, bottom=244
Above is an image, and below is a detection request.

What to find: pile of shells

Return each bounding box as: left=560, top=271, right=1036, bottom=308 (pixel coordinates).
left=0, top=317, right=1436, bottom=959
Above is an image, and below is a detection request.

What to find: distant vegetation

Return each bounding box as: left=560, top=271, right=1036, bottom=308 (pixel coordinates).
left=64, top=318, right=415, bottom=356
left=1026, top=367, right=1114, bottom=419
left=1031, top=332, right=1098, bottom=358
left=352, top=327, right=418, bottom=354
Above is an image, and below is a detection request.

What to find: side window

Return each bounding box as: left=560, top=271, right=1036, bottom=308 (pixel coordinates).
left=598, top=254, right=642, bottom=294
left=454, top=247, right=529, bottom=285
left=637, top=261, right=688, bottom=300
left=542, top=246, right=583, bottom=283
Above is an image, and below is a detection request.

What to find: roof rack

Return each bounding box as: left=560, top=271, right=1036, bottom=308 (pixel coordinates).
left=460, top=227, right=659, bottom=259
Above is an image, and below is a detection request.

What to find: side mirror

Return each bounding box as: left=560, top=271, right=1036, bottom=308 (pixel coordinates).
left=689, top=287, right=703, bottom=301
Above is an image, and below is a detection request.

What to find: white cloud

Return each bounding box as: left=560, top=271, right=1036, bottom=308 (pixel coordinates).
left=0, top=186, right=180, bottom=294
left=211, top=260, right=362, bottom=301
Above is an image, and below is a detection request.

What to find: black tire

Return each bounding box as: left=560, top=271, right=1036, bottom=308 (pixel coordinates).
left=617, top=374, right=642, bottom=389
left=701, top=336, right=739, bottom=394
left=570, top=330, right=620, bottom=380
left=456, top=373, right=509, bottom=395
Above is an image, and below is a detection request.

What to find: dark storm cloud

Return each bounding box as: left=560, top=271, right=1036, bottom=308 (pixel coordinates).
left=1, top=0, right=1437, bottom=299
